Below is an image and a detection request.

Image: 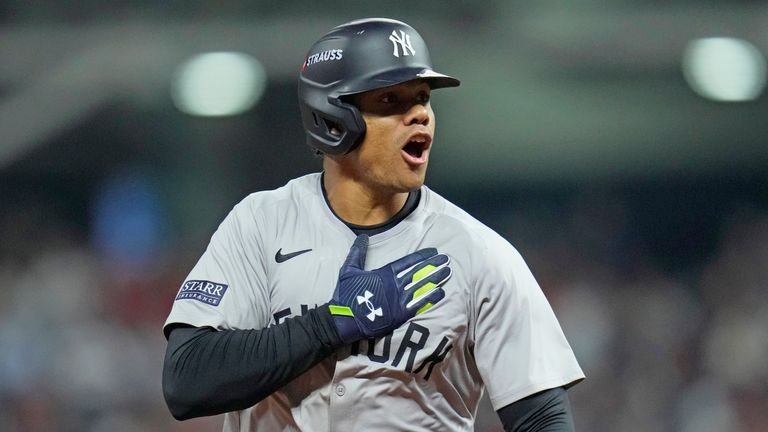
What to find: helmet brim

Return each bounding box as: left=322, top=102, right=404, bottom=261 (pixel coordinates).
left=340, top=67, right=460, bottom=96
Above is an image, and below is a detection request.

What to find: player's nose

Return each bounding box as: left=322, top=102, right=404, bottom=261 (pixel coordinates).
left=404, top=103, right=430, bottom=127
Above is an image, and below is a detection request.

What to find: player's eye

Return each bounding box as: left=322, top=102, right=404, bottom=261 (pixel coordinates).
left=416, top=91, right=430, bottom=104
left=380, top=93, right=398, bottom=104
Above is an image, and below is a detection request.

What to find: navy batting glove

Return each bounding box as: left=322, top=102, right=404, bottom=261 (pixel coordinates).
left=328, top=234, right=452, bottom=344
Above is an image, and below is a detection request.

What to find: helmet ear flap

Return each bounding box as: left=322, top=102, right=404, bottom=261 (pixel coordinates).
left=302, top=95, right=366, bottom=155
left=328, top=125, right=342, bottom=137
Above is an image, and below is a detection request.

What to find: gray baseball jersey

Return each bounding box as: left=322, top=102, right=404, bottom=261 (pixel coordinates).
left=164, top=173, right=584, bottom=431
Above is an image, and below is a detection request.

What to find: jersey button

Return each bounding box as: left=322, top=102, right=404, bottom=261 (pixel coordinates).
left=335, top=384, right=346, bottom=397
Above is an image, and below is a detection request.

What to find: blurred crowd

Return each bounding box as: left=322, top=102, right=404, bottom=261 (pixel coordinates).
left=519, top=205, right=768, bottom=432
left=0, top=182, right=766, bottom=432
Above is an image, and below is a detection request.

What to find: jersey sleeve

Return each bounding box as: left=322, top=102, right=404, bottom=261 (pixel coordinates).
left=469, top=235, right=584, bottom=410
left=164, top=198, right=271, bottom=336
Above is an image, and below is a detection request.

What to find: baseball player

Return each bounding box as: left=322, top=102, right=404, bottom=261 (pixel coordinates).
left=162, top=18, right=584, bottom=431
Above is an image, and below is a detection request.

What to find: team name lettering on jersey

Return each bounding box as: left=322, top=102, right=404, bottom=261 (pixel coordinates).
left=351, top=323, right=453, bottom=380
left=273, top=304, right=452, bottom=380
left=175, top=280, right=229, bottom=306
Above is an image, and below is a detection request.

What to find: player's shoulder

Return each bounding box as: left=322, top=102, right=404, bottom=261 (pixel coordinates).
left=422, top=186, right=518, bottom=255
left=234, top=173, right=321, bottom=215
left=218, top=173, right=321, bottom=235
left=421, top=187, right=531, bottom=285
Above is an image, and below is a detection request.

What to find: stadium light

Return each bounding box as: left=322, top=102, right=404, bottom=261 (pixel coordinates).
left=682, top=37, right=766, bottom=102
left=171, top=52, right=267, bottom=116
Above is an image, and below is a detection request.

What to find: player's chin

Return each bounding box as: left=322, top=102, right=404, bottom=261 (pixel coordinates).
left=399, top=168, right=427, bottom=191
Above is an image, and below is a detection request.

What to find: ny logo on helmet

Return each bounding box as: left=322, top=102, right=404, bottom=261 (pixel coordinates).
left=389, top=30, right=416, bottom=58
left=357, top=290, right=384, bottom=321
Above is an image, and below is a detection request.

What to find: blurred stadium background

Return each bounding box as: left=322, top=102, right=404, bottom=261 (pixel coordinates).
left=1, top=2, right=767, bottom=431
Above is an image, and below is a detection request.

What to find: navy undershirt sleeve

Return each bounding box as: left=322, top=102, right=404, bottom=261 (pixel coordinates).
left=496, top=387, right=576, bottom=432
left=162, top=305, right=344, bottom=420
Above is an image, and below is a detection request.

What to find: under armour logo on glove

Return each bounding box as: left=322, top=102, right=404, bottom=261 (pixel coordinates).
left=357, top=290, right=383, bottom=321
left=328, top=234, right=452, bottom=344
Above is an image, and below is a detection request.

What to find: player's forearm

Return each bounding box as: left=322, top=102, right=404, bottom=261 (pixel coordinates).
left=496, top=387, right=576, bottom=432
left=162, top=305, right=343, bottom=420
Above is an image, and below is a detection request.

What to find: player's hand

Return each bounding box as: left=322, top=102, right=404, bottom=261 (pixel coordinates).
left=328, top=234, right=451, bottom=344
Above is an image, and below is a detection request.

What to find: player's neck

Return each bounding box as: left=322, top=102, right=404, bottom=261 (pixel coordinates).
left=322, top=171, right=409, bottom=227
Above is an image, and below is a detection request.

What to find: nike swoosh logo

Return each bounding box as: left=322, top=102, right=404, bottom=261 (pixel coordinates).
left=275, top=248, right=312, bottom=263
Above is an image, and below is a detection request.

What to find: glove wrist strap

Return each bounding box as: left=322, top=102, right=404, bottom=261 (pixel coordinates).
left=328, top=304, right=362, bottom=344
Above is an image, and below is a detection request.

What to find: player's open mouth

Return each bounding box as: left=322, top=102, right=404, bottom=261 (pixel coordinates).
left=401, top=133, right=431, bottom=166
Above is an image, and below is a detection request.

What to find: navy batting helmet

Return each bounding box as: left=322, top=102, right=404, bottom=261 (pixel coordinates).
left=298, top=18, right=460, bottom=155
